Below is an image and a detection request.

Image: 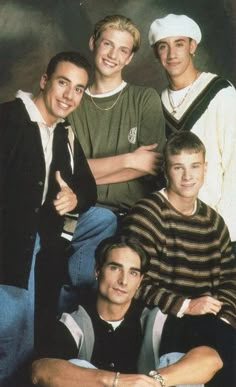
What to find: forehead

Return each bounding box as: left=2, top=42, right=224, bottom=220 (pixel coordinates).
left=168, top=150, right=204, bottom=164
left=99, top=27, right=134, bottom=49
left=105, top=247, right=141, bottom=269
left=52, top=61, right=88, bottom=82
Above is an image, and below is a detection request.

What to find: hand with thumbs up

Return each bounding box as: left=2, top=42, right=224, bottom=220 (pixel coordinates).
left=53, top=171, right=78, bottom=215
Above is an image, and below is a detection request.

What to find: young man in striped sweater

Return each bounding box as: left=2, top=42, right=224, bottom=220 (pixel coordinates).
left=122, top=131, right=236, bottom=386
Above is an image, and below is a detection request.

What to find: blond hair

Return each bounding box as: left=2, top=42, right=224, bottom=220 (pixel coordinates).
left=92, top=15, right=140, bottom=53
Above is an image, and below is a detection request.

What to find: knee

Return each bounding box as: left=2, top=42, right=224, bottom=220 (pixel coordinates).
left=96, top=207, right=117, bottom=230
left=0, top=286, right=27, bottom=332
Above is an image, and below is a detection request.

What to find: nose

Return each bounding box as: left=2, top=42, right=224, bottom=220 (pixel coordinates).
left=63, top=86, right=73, bottom=100
left=167, top=46, right=176, bottom=59
left=107, top=47, right=117, bottom=59
left=183, top=169, right=192, bottom=180
left=118, top=270, right=128, bottom=286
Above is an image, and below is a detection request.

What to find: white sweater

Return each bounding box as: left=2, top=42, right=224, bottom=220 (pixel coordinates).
left=162, top=72, right=236, bottom=242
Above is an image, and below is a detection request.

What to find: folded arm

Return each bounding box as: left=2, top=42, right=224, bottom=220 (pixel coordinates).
left=89, top=144, right=163, bottom=185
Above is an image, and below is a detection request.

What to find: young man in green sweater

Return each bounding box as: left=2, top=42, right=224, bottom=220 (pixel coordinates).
left=63, top=15, right=166, bottom=301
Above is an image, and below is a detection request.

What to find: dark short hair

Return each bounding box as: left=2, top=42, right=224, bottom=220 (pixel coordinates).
left=46, top=51, right=91, bottom=80
left=164, top=131, right=206, bottom=167
left=93, top=15, right=140, bottom=53
left=95, top=234, right=150, bottom=274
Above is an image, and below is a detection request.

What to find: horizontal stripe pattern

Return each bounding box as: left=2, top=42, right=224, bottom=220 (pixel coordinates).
left=122, top=192, right=236, bottom=326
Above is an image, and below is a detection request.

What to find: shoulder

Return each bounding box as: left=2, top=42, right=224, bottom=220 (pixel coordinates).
left=0, top=98, right=24, bottom=116
left=203, top=72, right=236, bottom=98
left=132, top=191, right=166, bottom=211
left=126, top=83, right=161, bottom=100
left=198, top=199, right=227, bottom=229
left=125, top=191, right=165, bottom=224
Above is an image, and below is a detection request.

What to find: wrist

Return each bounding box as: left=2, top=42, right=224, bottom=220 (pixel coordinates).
left=112, top=372, right=120, bottom=387
left=149, top=370, right=166, bottom=387
left=177, top=298, right=191, bottom=318
left=124, top=152, right=134, bottom=169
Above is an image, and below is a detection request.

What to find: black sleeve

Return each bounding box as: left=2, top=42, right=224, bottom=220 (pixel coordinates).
left=45, top=321, right=78, bottom=360
left=71, top=138, right=97, bottom=214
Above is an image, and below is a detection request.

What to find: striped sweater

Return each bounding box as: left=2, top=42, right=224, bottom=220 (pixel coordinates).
left=122, top=191, right=236, bottom=328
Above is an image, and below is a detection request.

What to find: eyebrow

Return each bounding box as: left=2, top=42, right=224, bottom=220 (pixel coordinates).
left=170, top=161, right=203, bottom=166
left=101, top=38, right=131, bottom=52
left=158, top=38, right=186, bottom=45
left=57, top=75, right=86, bottom=89
left=107, top=261, right=141, bottom=272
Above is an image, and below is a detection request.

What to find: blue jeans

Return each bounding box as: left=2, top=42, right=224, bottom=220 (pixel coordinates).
left=159, top=352, right=204, bottom=387
left=59, top=207, right=117, bottom=313
left=0, top=235, right=40, bottom=387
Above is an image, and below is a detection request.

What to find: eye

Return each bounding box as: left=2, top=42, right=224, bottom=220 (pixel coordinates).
left=176, top=42, right=184, bottom=47
left=75, top=87, right=84, bottom=95
left=158, top=43, right=167, bottom=51
left=173, top=166, right=181, bottom=171
left=130, top=270, right=139, bottom=277
left=58, top=79, right=67, bottom=86
left=109, top=265, right=119, bottom=271
left=121, top=48, right=129, bottom=55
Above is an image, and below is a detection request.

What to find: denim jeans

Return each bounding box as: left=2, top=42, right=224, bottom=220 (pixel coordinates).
left=0, top=235, right=40, bottom=387
left=58, top=206, right=117, bottom=313
left=159, top=352, right=204, bottom=387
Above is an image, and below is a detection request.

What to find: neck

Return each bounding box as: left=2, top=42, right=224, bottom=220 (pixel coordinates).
left=168, top=66, right=199, bottom=91
left=96, top=297, right=130, bottom=321
left=91, top=71, right=123, bottom=94
left=166, top=188, right=196, bottom=215
left=33, top=94, right=56, bottom=126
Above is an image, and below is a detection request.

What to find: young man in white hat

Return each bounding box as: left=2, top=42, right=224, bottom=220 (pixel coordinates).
left=149, top=13, right=236, bottom=255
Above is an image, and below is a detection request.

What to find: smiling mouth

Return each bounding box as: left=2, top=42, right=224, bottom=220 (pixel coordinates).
left=167, top=62, right=180, bottom=66
left=58, top=101, right=71, bottom=109
left=103, top=59, right=116, bottom=67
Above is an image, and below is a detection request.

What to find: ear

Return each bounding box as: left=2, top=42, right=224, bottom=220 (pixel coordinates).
left=164, top=165, right=169, bottom=186
left=136, top=274, right=144, bottom=289
left=152, top=44, right=160, bottom=60
left=204, top=161, right=208, bottom=176
left=39, top=73, right=48, bottom=90
left=89, top=35, right=95, bottom=52
left=124, top=51, right=134, bottom=66
left=94, top=265, right=100, bottom=279
left=190, top=39, right=197, bottom=56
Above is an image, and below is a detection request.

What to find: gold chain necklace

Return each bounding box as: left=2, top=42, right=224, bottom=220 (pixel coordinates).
left=89, top=87, right=124, bottom=111
left=168, top=71, right=200, bottom=115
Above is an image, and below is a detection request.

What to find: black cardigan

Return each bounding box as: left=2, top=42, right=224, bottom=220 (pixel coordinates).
left=0, top=98, right=97, bottom=288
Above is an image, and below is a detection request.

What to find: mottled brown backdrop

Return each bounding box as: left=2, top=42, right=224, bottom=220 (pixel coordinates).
left=0, top=0, right=235, bottom=102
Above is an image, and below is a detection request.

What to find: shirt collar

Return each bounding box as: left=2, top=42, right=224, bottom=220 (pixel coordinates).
left=16, top=89, right=64, bottom=129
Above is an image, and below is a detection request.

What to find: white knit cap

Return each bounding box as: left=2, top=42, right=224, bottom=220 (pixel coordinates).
left=149, top=14, right=202, bottom=46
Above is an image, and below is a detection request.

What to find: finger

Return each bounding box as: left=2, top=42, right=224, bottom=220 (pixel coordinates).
left=54, top=199, right=72, bottom=214
left=142, top=143, right=158, bottom=151
left=209, top=298, right=223, bottom=307
left=56, top=187, right=72, bottom=199
left=55, top=170, right=69, bottom=189
left=54, top=194, right=72, bottom=207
